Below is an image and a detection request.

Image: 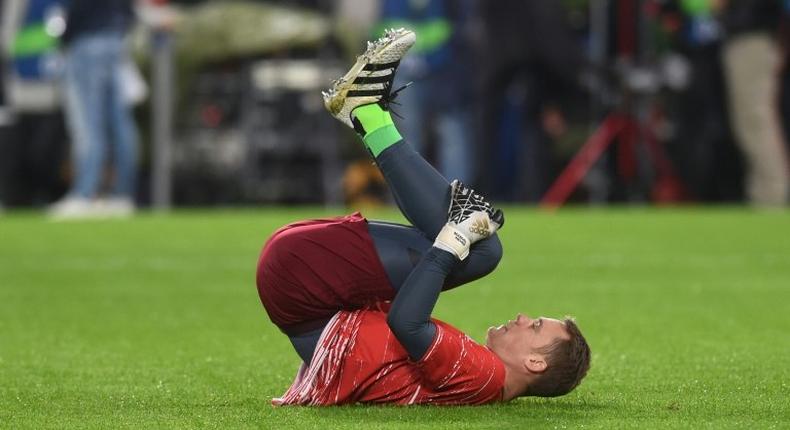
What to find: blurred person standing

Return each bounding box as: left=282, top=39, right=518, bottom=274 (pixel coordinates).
left=49, top=0, right=139, bottom=218
left=0, top=0, right=9, bottom=212
left=671, top=0, right=743, bottom=202
left=780, top=1, right=790, bottom=152
left=719, top=0, right=789, bottom=206
left=375, top=0, right=476, bottom=183
left=1, top=0, right=69, bottom=208
left=475, top=0, right=585, bottom=202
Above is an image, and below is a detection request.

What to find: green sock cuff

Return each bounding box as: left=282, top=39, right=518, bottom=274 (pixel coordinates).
left=353, top=104, right=402, bottom=156
left=353, top=103, right=394, bottom=131
left=364, top=124, right=402, bottom=157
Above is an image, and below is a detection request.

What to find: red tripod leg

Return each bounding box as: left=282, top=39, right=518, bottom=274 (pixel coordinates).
left=540, top=115, right=626, bottom=209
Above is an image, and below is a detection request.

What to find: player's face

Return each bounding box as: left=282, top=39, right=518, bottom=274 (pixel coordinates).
left=485, top=314, right=568, bottom=358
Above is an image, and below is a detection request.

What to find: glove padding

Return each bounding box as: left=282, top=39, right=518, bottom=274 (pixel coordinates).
left=433, top=180, right=504, bottom=260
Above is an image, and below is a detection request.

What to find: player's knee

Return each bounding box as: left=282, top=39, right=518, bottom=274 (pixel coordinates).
left=477, top=235, right=503, bottom=274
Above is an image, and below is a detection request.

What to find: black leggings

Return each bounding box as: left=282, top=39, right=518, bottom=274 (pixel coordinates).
left=368, top=221, right=502, bottom=293
left=289, top=141, right=502, bottom=363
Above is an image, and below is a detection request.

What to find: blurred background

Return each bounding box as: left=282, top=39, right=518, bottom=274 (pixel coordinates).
left=1, top=0, right=788, bottom=218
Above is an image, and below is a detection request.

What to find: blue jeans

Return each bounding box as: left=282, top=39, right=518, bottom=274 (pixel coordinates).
left=63, top=32, right=138, bottom=199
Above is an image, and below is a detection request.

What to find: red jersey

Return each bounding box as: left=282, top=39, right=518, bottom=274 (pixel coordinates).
left=273, top=303, right=506, bottom=406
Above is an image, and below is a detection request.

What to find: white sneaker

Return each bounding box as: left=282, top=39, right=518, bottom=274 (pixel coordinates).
left=96, top=197, right=135, bottom=218
left=322, top=28, right=416, bottom=132
left=48, top=197, right=102, bottom=220
left=434, top=180, right=505, bottom=260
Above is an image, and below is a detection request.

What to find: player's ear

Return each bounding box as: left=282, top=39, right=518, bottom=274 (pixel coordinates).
left=523, top=354, right=547, bottom=374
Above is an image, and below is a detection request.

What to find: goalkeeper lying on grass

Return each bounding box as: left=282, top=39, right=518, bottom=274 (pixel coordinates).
left=255, top=29, right=590, bottom=406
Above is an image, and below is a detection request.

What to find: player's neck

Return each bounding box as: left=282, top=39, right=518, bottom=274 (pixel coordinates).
left=501, top=365, right=531, bottom=401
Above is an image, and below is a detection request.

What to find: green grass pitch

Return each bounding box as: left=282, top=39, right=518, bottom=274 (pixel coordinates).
left=1, top=207, right=789, bottom=429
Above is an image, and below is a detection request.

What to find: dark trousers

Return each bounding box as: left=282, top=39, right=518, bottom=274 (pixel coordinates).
left=0, top=112, right=68, bottom=206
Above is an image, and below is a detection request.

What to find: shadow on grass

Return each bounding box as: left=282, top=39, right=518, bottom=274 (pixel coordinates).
left=267, top=396, right=611, bottom=427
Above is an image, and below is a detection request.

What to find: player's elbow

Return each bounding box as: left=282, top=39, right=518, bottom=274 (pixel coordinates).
left=387, top=312, right=436, bottom=361
left=386, top=311, right=420, bottom=341
left=386, top=312, right=408, bottom=338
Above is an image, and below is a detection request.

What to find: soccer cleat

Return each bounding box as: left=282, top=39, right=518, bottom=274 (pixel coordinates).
left=434, top=180, right=505, bottom=260
left=322, top=28, right=416, bottom=134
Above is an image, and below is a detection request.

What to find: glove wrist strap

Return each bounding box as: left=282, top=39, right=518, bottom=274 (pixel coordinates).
left=434, top=223, right=470, bottom=260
